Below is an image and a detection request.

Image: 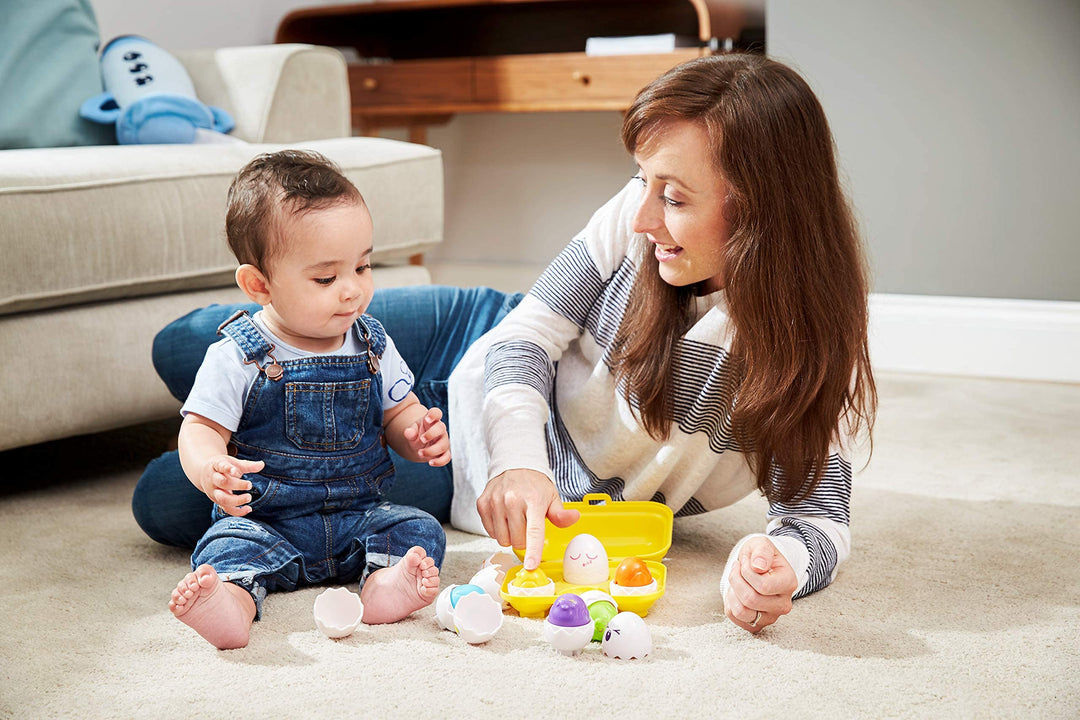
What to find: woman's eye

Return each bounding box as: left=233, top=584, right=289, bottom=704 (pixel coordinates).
left=314, top=277, right=335, bottom=285
left=662, top=195, right=682, bottom=208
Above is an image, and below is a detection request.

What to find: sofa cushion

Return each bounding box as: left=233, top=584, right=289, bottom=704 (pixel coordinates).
left=0, top=0, right=116, bottom=149
left=0, top=137, right=442, bottom=316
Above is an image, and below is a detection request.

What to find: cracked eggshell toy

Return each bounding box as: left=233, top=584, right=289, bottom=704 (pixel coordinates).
left=453, top=591, right=503, bottom=644
left=602, top=611, right=652, bottom=660
left=562, top=533, right=610, bottom=585
left=469, top=565, right=506, bottom=601
left=610, top=556, right=658, bottom=596
left=435, top=583, right=484, bottom=630
left=313, top=587, right=365, bottom=639
left=542, top=594, right=595, bottom=656
left=483, top=549, right=523, bottom=575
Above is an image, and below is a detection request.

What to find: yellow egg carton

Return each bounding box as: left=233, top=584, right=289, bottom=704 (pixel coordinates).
left=499, top=493, right=673, bottom=618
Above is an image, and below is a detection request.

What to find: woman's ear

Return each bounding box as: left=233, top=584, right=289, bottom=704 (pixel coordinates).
left=235, top=264, right=271, bottom=305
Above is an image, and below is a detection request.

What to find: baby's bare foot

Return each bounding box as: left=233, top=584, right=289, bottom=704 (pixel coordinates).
left=360, top=546, right=440, bottom=624
left=169, top=564, right=256, bottom=649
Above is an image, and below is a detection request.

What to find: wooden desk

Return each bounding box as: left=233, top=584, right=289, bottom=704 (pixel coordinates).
left=276, top=0, right=764, bottom=143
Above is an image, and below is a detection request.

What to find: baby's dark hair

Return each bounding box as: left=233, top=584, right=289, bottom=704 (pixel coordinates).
left=225, top=149, right=363, bottom=273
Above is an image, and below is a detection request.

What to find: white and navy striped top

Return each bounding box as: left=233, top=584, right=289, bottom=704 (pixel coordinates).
left=448, top=181, right=853, bottom=599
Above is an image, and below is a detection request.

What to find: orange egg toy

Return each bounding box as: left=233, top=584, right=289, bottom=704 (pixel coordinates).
left=610, top=557, right=658, bottom=597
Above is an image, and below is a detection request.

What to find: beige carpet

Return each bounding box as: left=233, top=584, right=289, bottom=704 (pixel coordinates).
left=1, top=373, right=1077, bottom=719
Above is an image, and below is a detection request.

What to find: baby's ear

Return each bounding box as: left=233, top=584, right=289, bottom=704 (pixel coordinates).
left=235, top=264, right=271, bottom=304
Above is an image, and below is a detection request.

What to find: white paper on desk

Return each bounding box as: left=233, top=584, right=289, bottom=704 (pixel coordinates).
left=585, top=34, right=699, bottom=56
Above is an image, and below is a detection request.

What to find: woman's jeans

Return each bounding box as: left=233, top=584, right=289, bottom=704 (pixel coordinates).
left=131, top=285, right=523, bottom=549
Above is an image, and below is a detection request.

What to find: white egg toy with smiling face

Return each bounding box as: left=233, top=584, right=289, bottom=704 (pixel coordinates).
left=562, top=533, right=610, bottom=585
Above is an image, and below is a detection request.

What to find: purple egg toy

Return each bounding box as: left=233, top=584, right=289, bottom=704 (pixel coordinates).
left=547, top=593, right=591, bottom=627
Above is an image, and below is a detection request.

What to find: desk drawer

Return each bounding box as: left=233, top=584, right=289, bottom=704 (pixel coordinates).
left=474, top=50, right=701, bottom=108
left=349, top=59, right=473, bottom=108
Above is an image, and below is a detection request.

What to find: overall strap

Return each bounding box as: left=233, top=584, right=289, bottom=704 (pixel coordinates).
left=217, top=310, right=283, bottom=380
left=353, top=315, right=386, bottom=374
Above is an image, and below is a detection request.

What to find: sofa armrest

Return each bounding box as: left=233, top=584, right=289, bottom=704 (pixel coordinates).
left=177, top=44, right=351, bottom=143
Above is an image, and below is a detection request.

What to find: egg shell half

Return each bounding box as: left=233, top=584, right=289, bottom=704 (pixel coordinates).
left=543, top=618, right=595, bottom=656
left=453, top=591, right=503, bottom=644
left=469, top=565, right=506, bottom=601
left=313, top=587, right=365, bottom=639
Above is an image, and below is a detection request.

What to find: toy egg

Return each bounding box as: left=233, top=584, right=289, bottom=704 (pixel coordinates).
left=601, top=611, right=652, bottom=660
left=610, top=556, right=658, bottom=596
left=452, top=590, right=504, bottom=644
left=506, top=567, right=555, bottom=597
left=542, top=593, right=595, bottom=656
left=313, top=587, right=365, bottom=639
left=469, top=565, right=507, bottom=601
left=562, top=533, right=609, bottom=585
left=435, top=584, right=487, bottom=632
left=578, top=589, right=620, bottom=642
left=434, top=584, right=460, bottom=630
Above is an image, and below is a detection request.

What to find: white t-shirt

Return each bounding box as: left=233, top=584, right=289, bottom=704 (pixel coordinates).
left=182, top=311, right=413, bottom=433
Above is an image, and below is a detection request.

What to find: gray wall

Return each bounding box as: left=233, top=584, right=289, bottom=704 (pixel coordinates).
left=768, top=0, right=1080, bottom=301
left=94, top=0, right=1080, bottom=301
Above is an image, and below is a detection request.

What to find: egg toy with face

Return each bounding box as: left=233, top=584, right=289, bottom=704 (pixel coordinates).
left=562, top=533, right=609, bottom=586
left=610, top=556, right=658, bottom=596
left=578, top=589, right=620, bottom=642
left=313, top=587, right=365, bottom=639
left=601, top=611, right=652, bottom=660
left=542, top=593, right=595, bottom=656
left=506, top=567, right=555, bottom=597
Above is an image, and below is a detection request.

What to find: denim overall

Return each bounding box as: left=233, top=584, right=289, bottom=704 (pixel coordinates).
left=191, top=311, right=445, bottom=618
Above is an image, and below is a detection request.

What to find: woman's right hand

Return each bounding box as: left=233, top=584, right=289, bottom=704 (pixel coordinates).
left=476, top=468, right=580, bottom=570
left=197, top=455, right=264, bottom=517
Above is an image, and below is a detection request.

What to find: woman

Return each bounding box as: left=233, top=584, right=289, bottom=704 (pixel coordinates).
left=134, top=53, right=876, bottom=634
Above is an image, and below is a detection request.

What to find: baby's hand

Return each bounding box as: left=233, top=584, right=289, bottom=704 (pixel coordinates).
left=402, top=407, right=451, bottom=467
left=198, top=455, right=264, bottom=516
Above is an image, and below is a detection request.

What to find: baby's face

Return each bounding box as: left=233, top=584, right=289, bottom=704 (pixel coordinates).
left=260, top=200, right=375, bottom=353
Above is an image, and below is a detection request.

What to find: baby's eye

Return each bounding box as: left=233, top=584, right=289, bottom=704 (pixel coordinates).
left=314, top=277, right=335, bottom=285
left=356, top=264, right=371, bottom=274
left=632, top=174, right=646, bottom=187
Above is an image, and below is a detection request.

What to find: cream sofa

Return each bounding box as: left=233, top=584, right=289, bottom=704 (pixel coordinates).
left=0, top=44, right=443, bottom=452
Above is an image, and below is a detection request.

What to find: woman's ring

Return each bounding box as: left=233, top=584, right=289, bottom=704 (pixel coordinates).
left=751, top=610, right=762, bottom=627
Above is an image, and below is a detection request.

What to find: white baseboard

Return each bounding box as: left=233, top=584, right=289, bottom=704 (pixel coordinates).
left=869, top=293, right=1080, bottom=383
left=426, top=263, right=1080, bottom=384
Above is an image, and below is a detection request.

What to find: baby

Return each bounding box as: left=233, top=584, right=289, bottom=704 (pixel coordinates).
left=168, top=150, right=448, bottom=649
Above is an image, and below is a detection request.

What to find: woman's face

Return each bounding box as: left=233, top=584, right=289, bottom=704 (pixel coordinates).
left=632, top=119, right=731, bottom=294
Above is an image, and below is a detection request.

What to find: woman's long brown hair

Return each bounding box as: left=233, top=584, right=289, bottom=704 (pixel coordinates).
left=612, top=54, right=877, bottom=504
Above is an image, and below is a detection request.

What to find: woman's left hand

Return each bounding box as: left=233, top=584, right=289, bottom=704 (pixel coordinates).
left=723, top=536, right=798, bottom=634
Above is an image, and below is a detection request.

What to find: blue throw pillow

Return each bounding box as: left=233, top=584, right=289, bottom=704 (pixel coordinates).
left=0, top=0, right=116, bottom=148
